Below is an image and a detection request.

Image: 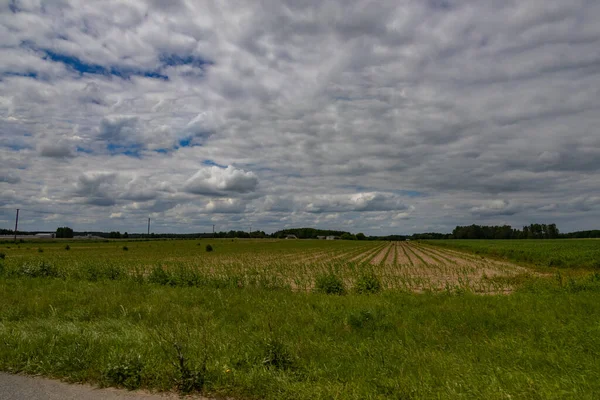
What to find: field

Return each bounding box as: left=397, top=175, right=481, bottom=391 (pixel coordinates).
left=0, top=239, right=535, bottom=293
left=1, top=239, right=600, bottom=399
left=424, top=239, right=600, bottom=269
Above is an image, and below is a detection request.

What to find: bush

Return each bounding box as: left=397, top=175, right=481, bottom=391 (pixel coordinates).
left=64, top=244, right=70, bottom=251
left=17, top=262, right=63, bottom=278
left=354, top=273, right=382, bottom=294
left=0, top=252, right=5, bottom=259
left=314, top=273, right=346, bottom=295
left=205, top=244, right=213, bottom=252
left=148, top=266, right=174, bottom=286
left=122, top=246, right=128, bottom=251
left=37, top=248, right=43, bottom=253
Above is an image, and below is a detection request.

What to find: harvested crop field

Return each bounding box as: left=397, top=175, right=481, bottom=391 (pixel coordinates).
left=0, top=239, right=530, bottom=294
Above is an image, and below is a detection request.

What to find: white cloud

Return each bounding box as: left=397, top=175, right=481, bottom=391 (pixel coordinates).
left=1, top=0, right=600, bottom=234
left=183, top=166, right=259, bottom=196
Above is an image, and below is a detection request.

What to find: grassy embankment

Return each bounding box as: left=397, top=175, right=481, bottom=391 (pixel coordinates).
left=1, top=239, right=600, bottom=399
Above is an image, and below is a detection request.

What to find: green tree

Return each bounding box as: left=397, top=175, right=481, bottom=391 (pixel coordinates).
left=356, top=233, right=366, bottom=241
left=56, top=226, right=74, bottom=238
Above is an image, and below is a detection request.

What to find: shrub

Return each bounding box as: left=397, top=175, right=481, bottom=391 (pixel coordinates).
left=122, top=246, right=128, bottom=251
left=0, top=252, right=5, bottom=259
left=37, top=248, right=44, bottom=253
left=17, top=262, right=62, bottom=278
left=354, top=273, right=382, bottom=294
left=314, top=273, right=346, bottom=295
left=148, top=266, right=173, bottom=286
left=64, top=244, right=70, bottom=251
left=205, top=244, right=213, bottom=252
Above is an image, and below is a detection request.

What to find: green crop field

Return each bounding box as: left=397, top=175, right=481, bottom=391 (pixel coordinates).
left=424, top=239, right=600, bottom=269
left=1, top=239, right=600, bottom=399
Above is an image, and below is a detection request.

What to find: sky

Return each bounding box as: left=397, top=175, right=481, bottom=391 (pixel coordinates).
left=1, top=0, right=599, bottom=235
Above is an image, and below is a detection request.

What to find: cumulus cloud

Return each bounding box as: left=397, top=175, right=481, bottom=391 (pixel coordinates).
left=204, top=198, right=246, bottom=214
left=1, top=0, right=600, bottom=234
left=73, top=172, right=119, bottom=206
left=183, top=166, right=259, bottom=196
left=304, top=192, right=408, bottom=213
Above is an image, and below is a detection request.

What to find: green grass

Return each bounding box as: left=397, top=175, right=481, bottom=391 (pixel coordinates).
left=1, top=239, right=600, bottom=398
left=424, top=239, right=600, bottom=269
left=2, top=277, right=600, bottom=399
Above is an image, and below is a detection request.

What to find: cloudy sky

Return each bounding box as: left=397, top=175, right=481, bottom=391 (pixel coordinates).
left=1, top=0, right=599, bottom=235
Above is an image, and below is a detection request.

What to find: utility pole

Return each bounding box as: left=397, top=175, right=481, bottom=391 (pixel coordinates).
left=147, top=218, right=150, bottom=236
left=14, top=208, right=19, bottom=242
left=212, top=224, right=215, bottom=237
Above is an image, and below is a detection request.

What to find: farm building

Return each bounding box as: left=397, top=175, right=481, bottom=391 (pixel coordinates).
left=285, top=234, right=298, bottom=239
left=35, top=233, right=56, bottom=239
left=326, top=236, right=338, bottom=240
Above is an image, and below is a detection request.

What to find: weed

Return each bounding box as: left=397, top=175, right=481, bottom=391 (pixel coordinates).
left=148, top=266, right=174, bottom=286
left=103, top=354, right=144, bottom=390
left=205, top=244, right=213, bottom=252
left=0, top=252, right=5, bottom=259
left=37, top=248, right=44, bottom=253
left=17, top=261, right=63, bottom=278
left=314, top=273, right=345, bottom=295
left=172, top=342, right=206, bottom=393
left=122, top=246, right=129, bottom=251
left=65, top=244, right=70, bottom=251
left=262, top=336, right=294, bottom=370
left=354, top=272, right=382, bottom=294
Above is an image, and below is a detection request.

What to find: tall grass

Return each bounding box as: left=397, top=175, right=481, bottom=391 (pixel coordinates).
left=1, top=276, right=600, bottom=399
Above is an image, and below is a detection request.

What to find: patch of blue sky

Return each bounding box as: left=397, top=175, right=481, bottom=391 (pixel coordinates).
left=1, top=71, right=38, bottom=79
left=395, top=190, right=426, bottom=197
left=159, top=53, right=213, bottom=69
left=76, top=146, right=93, bottom=154
left=4, top=143, right=30, bottom=151
left=107, top=142, right=142, bottom=158
left=178, top=137, right=193, bottom=147
left=202, top=159, right=227, bottom=168
left=41, top=50, right=168, bottom=80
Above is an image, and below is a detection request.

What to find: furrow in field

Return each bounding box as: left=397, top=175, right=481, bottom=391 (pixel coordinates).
left=420, top=244, right=529, bottom=273
left=394, top=243, right=413, bottom=266
left=370, top=243, right=392, bottom=265
left=346, top=244, right=383, bottom=263
left=384, top=243, right=396, bottom=265
left=401, top=243, right=427, bottom=267
left=405, top=245, right=444, bottom=266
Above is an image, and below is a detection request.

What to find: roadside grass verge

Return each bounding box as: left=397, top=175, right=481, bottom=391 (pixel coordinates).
left=1, top=275, right=600, bottom=399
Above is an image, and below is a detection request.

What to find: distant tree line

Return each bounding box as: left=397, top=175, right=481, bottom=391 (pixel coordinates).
left=561, top=230, right=600, bottom=239
left=452, top=224, right=559, bottom=239
left=271, top=228, right=350, bottom=239
left=2, top=224, right=599, bottom=241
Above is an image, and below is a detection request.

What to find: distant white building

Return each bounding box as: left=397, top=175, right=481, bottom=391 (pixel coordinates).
left=285, top=234, right=298, bottom=239
left=35, top=233, right=55, bottom=239
left=326, top=236, right=338, bottom=240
